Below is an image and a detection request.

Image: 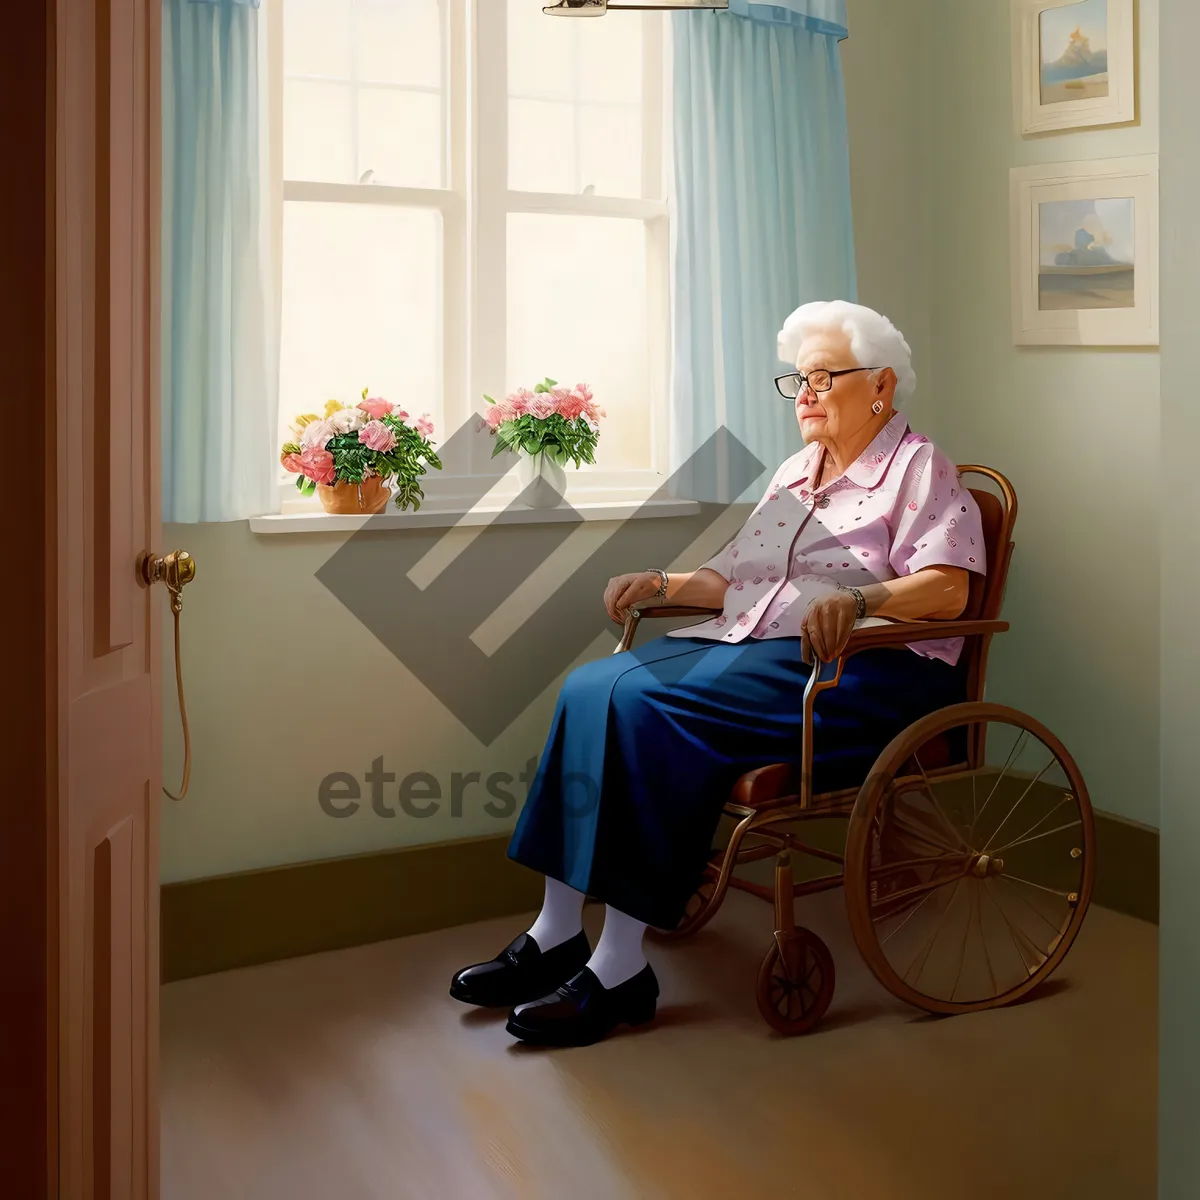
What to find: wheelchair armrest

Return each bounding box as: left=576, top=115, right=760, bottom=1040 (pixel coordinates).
left=841, top=617, right=1008, bottom=656
left=615, top=602, right=723, bottom=653
left=631, top=602, right=724, bottom=620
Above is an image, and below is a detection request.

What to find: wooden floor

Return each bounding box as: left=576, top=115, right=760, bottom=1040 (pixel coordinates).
left=161, top=890, right=1157, bottom=1200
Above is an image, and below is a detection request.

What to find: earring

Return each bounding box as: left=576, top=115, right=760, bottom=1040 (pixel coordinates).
left=872, top=400, right=884, bottom=415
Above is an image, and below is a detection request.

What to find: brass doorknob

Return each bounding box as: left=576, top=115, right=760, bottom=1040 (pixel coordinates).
left=139, top=549, right=196, bottom=602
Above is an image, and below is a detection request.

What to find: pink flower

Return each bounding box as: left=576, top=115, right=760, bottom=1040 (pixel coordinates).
left=298, top=446, right=336, bottom=485
left=573, top=383, right=594, bottom=404
left=527, top=394, right=556, bottom=420
left=359, top=420, right=397, bottom=453
left=484, top=402, right=513, bottom=429
left=507, top=388, right=536, bottom=416
left=416, top=414, right=435, bottom=437
left=357, top=396, right=393, bottom=421
left=391, top=405, right=410, bottom=421
left=556, top=392, right=585, bottom=420
left=281, top=452, right=305, bottom=474
left=300, top=417, right=337, bottom=449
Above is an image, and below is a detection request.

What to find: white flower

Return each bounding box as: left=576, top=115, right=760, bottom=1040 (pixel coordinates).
left=300, top=417, right=337, bottom=448
left=328, top=407, right=365, bottom=435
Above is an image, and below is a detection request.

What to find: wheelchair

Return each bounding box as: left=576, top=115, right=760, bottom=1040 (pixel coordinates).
left=614, top=467, right=1095, bottom=1034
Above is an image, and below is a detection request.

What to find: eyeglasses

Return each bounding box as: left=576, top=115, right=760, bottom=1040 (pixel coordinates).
left=774, top=367, right=881, bottom=400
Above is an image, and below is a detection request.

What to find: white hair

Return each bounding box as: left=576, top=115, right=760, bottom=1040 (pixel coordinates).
left=777, top=300, right=917, bottom=402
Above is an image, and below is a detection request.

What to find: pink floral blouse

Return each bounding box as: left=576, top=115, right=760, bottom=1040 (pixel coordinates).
left=666, top=413, right=987, bottom=666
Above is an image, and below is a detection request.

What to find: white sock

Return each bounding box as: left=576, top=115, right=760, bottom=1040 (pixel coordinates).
left=525, top=876, right=586, bottom=953
left=585, top=906, right=648, bottom=990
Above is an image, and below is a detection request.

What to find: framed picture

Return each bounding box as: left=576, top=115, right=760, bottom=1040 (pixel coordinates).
left=1010, top=155, right=1158, bottom=346
left=1013, top=0, right=1136, bottom=134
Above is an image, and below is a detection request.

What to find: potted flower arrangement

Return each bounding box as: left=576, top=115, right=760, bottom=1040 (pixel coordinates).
left=281, top=391, right=442, bottom=514
left=481, top=378, right=604, bottom=508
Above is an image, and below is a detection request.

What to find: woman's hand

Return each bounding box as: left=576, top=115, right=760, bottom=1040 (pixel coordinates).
left=604, top=571, right=663, bottom=624
left=800, top=589, right=859, bottom=664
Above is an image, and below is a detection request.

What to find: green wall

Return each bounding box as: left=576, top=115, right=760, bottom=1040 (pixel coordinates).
left=849, top=0, right=1162, bottom=828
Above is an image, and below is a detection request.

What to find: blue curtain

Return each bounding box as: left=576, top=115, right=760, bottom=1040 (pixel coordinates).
left=162, top=0, right=276, bottom=522
left=671, top=1, right=856, bottom=492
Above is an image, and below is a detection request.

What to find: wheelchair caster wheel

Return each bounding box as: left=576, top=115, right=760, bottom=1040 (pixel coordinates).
left=756, top=927, right=835, bottom=1036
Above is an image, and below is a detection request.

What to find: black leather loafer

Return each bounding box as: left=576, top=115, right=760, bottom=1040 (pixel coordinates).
left=504, top=964, right=659, bottom=1047
left=449, top=931, right=591, bottom=1009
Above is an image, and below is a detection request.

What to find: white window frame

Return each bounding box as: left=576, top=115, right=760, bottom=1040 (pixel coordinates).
left=276, top=0, right=671, bottom=513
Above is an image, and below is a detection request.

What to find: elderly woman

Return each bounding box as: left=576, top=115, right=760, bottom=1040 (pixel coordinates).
left=450, top=301, right=986, bottom=1046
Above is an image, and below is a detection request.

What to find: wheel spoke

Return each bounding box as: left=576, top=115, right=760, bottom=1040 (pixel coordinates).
left=912, top=752, right=973, bottom=853
left=873, top=866, right=969, bottom=914
left=879, top=882, right=940, bottom=945
left=993, top=873, right=1069, bottom=936
left=981, top=756, right=1060, bottom=854
left=983, top=880, right=1048, bottom=975
left=975, top=878, right=998, bottom=996
left=969, top=730, right=1029, bottom=842
left=1003, top=873, right=1073, bottom=899
left=891, top=799, right=964, bottom=856
left=949, top=883, right=976, bottom=1002
left=993, top=818, right=1082, bottom=857
left=904, top=879, right=964, bottom=986
left=871, top=852, right=968, bottom=880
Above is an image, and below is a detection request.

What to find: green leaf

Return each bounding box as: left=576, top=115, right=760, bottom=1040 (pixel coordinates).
left=544, top=377, right=558, bottom=388
left=533, top=383, right=547, bottom=393
left=295, top=475, right=306, bottom=491
left=483, top=394, right=496, bottom=404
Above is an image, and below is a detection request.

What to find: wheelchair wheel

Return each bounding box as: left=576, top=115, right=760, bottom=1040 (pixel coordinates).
left=655, top=867, right=720, bottom=941
left=845, top=702, right=1095, bottom=1016
left=756, top=928, right=836, bottom=1035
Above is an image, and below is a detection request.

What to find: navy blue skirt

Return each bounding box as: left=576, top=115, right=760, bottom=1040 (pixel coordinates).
left=507, top=635, right=968, bottom=930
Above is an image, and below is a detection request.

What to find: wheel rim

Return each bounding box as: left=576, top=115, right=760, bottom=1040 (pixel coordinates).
left=757, top=930, right=835, bottom=1033
left=846, top=703, right=1095, bottom=1014
left=767, top=939, right=823, bottom=1023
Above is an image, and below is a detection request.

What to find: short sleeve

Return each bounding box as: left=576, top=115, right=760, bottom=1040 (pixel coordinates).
left=696, top=461, right=788, bottom=582
left=889, top=444, right=987, bottom=578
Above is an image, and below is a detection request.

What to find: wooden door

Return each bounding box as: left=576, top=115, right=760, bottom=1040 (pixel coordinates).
left=55, top=0, right=162, bottom=1195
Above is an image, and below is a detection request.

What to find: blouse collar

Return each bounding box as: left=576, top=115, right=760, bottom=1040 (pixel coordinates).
left=788, top=410, right=910, bottom=493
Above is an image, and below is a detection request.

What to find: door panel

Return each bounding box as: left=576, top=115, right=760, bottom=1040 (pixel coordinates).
left=56, top=0, right=161, bottom=1195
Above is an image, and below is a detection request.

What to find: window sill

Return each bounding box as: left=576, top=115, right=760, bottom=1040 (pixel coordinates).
left=249, top=496, right=702, bottom=535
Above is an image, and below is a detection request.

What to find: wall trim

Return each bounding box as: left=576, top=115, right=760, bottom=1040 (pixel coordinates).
left=161, top=811, right=1157, bottom=983
left=161, top=834, right=543, bottom=983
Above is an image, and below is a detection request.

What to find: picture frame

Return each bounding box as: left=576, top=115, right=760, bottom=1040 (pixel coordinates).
left=1013, top=0, right=1136, bottom=135
left=1010, top=155, right=1158, bottom=347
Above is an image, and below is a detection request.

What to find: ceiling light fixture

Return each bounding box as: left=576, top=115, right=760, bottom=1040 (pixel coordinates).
left=543, top=0, right=729, bottom=17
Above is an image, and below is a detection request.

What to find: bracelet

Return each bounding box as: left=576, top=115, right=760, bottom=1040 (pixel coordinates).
left=646, top=568, right=669, bottom=599
left=839, top=584, right=868, bottom=620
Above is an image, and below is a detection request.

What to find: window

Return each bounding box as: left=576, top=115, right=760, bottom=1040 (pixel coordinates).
left=278, top=0, right=670, bottom=506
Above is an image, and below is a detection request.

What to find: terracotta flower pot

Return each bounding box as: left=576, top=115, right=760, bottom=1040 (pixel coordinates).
left=316, top=475, right=391, bottom=515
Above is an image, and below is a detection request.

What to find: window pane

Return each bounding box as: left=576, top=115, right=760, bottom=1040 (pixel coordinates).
left=508, top=100, right=575, bottom=195
left=358, top=88, right=444, bottom=188
left=508, top=5, right=646, bottom=196
left=507, top=214, right=649, bottom=472
left=283, top=80, right=354, bottom=183
left=577, top=14, right=641, bottom=104
left=280, top=202, right=442, bottom=447
left=355, top=0, right=443, bottom=88
left=507, top=0, right=574, bottom=99
left=283, top=0, right=353, bottom=79
left=579, top=104, right=642, bottom=197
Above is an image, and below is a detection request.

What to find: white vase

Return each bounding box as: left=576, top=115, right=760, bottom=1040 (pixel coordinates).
left=515, top=451, right=568, bottom=508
